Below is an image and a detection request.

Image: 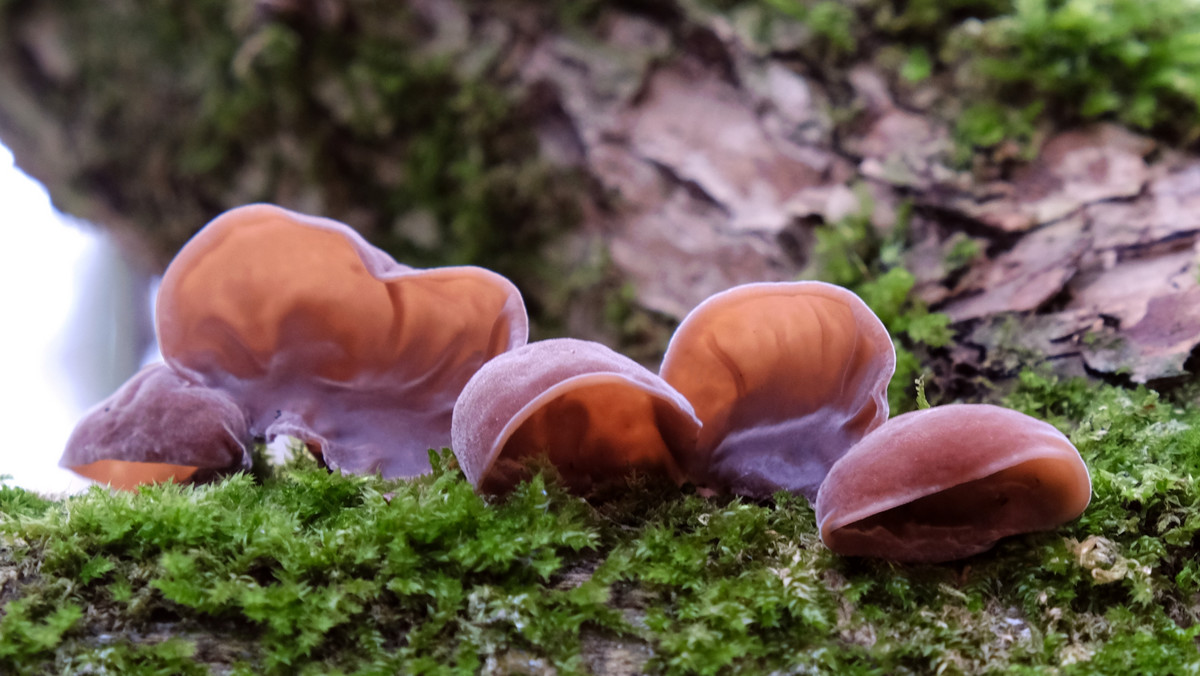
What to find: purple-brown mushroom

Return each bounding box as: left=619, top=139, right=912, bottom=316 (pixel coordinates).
left=816, top=404, right=1092, bottom=563
left=151, top=203, right=528, bottom=479
left=659, top=281, right=895, bottom=500
left=451, top=338, right=701, bottom=495
left=60, top=363, right=251, bottom=491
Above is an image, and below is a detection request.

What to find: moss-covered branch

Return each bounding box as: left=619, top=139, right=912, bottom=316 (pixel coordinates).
left=4, top=371, right=1200, bottom=674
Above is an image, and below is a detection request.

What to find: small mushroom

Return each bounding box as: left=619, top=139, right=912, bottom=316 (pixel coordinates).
left=659, top=281, right=895, bottom=500
left=61, top=363, right=251, bottom=490
left=155, top=204, right=528, bottom=478
left=816, top=404, right=1092, bottom=562
left=451, top=338, right=700, bottom=494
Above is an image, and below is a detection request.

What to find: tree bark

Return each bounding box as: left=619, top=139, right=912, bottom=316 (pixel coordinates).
left=3, top=0, right=1200, bottom=381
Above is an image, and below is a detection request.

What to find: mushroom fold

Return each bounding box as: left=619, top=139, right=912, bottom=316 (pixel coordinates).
left=659, top=281, right=895, bottom=500
left=451, top=338, right=701, bottom=495
left=60, top=363, right=251, bottom=491
left=155, top=204, right=529, bottom=478
left=815, top=404, right=1092, bottom=563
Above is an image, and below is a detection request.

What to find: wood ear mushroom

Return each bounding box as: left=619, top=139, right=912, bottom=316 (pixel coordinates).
left=60, top=363, right=251, bottom=490
left=659, top=281, right=895, bottom=500
left=815, top=404, right=1092, bottom=563
left=62, top=203, right=529, bottom=488
left=152, top=204, right=528, bottom=479
left=451, top=338, right=700, bottom=495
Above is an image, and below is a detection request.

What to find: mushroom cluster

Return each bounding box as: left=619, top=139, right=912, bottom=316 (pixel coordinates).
left=62, top=204, right=527, bottom=488
left=451, top=280, right=1091, bottom=562
left=62, top=204, right=1090, bottom=562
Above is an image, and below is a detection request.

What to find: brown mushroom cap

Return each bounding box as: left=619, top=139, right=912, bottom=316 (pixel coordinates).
left=60, top=363, right=251, bottom=491
left=156, top=204, right=527, bottom=478
left=451, top=338, right=700, bottom=495
left=659, top=281, right=895, bottom=500
left=816, top=404, right=1092, bottom=563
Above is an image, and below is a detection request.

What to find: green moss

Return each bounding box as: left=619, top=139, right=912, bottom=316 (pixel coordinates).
left=873, top=0, right=1012, bottom=39
left=7, top=371, right=1200, bottom=673
left=952, top=101, right=1044, bottom=166
left=964, top=0, right=1200, bottom=139
left=60, top=638, right=209, bottom=676
left=693, top=0, right=1200, bottom=154
left=0, top=481, right=55, bottom=519
left=1, top=454, right=617, bottom=674
left=700, top=0, right=861, bottom=61
left=0, top=597, right=84, bottom=668
left=900, top=46, right=934, bottom=82
left=807, top=197, right=953, bottom=412
left=942, top=232, right=985, bottom=274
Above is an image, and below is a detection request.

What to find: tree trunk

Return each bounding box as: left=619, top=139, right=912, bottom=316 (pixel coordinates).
left=3, top=2, right=1199, bottom=381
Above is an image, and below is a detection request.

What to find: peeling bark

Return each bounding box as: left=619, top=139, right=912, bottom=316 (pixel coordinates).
left=933, top=129, right=1200, bottom=383
left=3, top=0, right=1200, bottom=382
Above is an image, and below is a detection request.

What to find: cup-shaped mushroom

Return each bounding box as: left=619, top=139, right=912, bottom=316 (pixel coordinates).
left=816, top=404, right=1092, bottom=563
left=659, top=281, right=895, bottom=500
left=156, top=204, right=528, bottom=479
left=452, top=338, right=701, bottom=495
left=60, top=363, right=251, bottom=491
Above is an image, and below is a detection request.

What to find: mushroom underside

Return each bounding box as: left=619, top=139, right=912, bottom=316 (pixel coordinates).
left=821, top=457, right=1084, bottom=562
left=479, top=381, right=690, bottom=495
left=68, top=460, right=202, bottom=491
left=59, top=363, right=252, bottom=490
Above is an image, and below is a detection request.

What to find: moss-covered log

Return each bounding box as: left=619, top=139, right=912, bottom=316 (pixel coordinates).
left=4, top=374, right=1200, bottom=673
left=5, top=1, right=1200, bottom=671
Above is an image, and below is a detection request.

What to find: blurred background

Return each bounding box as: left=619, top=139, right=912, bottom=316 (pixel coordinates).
left=1, top=143, right=153, bottom=494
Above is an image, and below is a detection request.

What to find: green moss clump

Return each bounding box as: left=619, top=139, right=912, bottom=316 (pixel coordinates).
left=0, top=481, right=55, bottom=519
left=959, top=0, right=1200, bottom=140
left=2, top=454, right=615, bottom=674
left=686, top=0, right=1200, bottom=154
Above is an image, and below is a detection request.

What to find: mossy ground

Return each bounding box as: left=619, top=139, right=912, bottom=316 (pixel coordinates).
left=4, top=371, right=1200, bottom=674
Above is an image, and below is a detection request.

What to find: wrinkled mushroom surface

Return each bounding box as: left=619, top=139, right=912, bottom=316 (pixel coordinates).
left=659, top=281, right=895, bottom=500
left=156, top=204, right=528, bottom=478
left=452, top=338, right=700, bottom=495
left=816, top=404, right=1092, bottom=563
left=60, top=363, right=251, bottom=490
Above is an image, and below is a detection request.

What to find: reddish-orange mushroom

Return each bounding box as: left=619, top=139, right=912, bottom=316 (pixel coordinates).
left=659, top=281, right=895, bottom=500
left=816, top=404, right=1092, bottom=562
left=60, top=363, right=250, bottom=490
left=152, top=204, right=528, bottom=479
left=451, top=338, right=700, bottom=495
